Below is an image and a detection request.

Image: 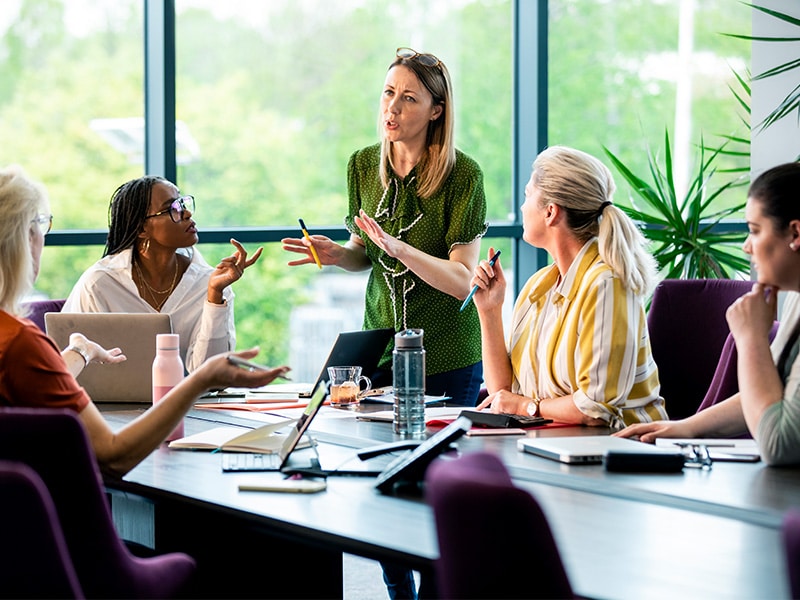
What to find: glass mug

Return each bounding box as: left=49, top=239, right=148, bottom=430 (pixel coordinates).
left=327, top=366, right=371, bottom=409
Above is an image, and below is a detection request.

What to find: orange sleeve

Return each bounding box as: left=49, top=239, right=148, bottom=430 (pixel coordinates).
left=0, top=317, right=91, bottom=413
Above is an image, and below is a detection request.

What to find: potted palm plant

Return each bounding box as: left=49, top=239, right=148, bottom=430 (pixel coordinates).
left=603, top=130, right=750, bottom=280
left=725, top=2, right=800, bottom=132
left=605, top=3, right=799, bottom=283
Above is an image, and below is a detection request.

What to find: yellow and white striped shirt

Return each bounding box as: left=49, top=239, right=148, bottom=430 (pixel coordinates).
left=510, top=239, right=667, bottom=428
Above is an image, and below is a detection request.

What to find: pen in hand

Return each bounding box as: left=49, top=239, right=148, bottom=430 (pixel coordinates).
left=298, top=218, right=322, bottom=269
left=227, top=355, right=292, bottom=380
left=459, top=250, right=501, bottom=312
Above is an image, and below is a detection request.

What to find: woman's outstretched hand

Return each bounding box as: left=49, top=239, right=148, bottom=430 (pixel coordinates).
left=208, top=238, right=263, bottom=301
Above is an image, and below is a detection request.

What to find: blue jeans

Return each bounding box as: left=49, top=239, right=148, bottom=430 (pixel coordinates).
left=377, top=362, right=482, bottom=599
left=425, top=361, right=483, bottom=407
left=370, top=361, right=483, bottom=408
left=379, top=563, right=438, bottom=600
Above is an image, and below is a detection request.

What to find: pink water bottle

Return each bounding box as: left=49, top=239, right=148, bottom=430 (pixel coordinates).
left=152, top=333, right=185, bottom=441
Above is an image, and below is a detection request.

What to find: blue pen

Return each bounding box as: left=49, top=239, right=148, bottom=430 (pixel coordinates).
left=460, top=250, right=501, bottom=312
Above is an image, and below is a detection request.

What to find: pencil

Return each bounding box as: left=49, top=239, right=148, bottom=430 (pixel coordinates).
left=298, top=218, right=322, bottom=269
left=459, top=250, right=501, bottom=312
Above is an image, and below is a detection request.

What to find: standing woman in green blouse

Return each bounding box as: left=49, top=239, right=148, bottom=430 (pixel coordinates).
left=283, top=47, right=487, bottom=408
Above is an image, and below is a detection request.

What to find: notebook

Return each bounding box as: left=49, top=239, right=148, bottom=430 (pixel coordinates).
left=44, top=312, right=173, bottom=403
left=260, top=328, right=394, bottom=398
left=517, top=435, right=679, bottom=465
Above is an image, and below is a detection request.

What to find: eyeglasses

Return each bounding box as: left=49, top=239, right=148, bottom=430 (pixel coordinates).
left=676, top=443, right=713, bottom=470
left=32, top=214, right=53, bottom=236
left=396, top=47, right=441, bottom=68
left=144, top=195, right=195, bottom=223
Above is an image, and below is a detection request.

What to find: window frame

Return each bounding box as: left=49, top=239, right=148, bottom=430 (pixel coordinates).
left=42, top=0, right=541, bottom=297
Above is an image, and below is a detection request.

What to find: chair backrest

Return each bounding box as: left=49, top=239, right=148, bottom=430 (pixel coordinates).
left=0, top=407, right=195, bottom=598
left=696, top=321, right=780, bottom=417
left=783, top=508, right=800, bottom=599
left=21, top=298, right=66, bottom=332
left=647, top=278, right=753, bottom=420
left=425, top=452, right=573, bottom=599
left=0, top=460, right=84, bottom=599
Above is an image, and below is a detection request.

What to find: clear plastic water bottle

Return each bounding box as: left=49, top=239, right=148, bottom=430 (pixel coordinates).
left=393, top=328, right=426, bottom=437
left=152, top=333, right=185, bottom=441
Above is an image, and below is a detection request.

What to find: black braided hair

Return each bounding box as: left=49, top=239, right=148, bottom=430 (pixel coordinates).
left=104, top=175, right=169, bottom=257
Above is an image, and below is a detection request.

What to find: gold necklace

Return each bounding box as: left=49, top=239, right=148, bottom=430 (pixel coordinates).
left=133, top=258, right=179, bottom=311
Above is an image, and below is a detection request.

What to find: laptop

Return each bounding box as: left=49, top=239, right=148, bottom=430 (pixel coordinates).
left=262, top=328, right=394, bottom=398
left=44, top=312, right=172, bottom=403
left=222, top=381, right=329, bottom=472
left=222, top=380, right=398, bottom=477
left=517, top=435, right=679, bottom=465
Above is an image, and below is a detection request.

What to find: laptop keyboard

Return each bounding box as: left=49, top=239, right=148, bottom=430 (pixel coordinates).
left=221, top=452, right=281, bottom=472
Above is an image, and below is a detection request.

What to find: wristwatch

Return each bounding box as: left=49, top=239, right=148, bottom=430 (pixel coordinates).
left=66, top=345, right=91, bottom=366
left=526, top=398, right=541, bottom=417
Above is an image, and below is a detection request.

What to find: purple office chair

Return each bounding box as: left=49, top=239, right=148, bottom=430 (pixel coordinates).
left=0, top=460, right=85, bottom=598
left=647, top=278, right=753, bottom=420
left=21, top=298, right=66, bottom=332
left=0, top=408, right=196, bottom=599
left=696, top=322, right=780, bottom=416
left=425, top=452, right=574, bottom=599
left=783, top=508, right=800, bottom=599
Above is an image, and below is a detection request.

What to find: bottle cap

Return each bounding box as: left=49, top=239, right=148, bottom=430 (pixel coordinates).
left=156, top=333, right=180, bottom=351
left=395, top=328, right=424, bottom=348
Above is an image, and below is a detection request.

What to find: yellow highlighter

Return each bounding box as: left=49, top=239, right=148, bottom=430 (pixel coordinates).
left=298, top=218, right=322, bottom=269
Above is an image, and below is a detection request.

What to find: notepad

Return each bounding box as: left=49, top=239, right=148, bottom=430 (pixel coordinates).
left=169, top=419, right=301, bottom=453
left=356, top=406, right=463, bottom=423
left=655, top=438, right=761, bottom=461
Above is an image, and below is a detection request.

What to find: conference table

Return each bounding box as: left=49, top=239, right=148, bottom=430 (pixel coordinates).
left=102, top=402, right=798, bottom=599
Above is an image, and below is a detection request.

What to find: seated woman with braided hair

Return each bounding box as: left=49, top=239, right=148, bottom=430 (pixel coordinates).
left=64, top=175, right=260, bottom=372
left=0, top=165, right=289, bottom=477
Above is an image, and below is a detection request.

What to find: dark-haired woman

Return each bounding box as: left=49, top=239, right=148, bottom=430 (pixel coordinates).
left=617, top=162, right=800, bottom=466
left=64, top=176, right=261, bottom=371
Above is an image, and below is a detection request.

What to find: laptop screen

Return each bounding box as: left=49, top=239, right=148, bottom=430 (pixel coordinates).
left=277, top=380, right=329, bottom=467
left=266, top=328, right=394, bottom=396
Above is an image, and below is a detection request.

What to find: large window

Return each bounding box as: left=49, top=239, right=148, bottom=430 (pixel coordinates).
left=172, top=1, right=514, bottom=371
left=0, top=0, right=752, bottom=372
left=549, top=0, right=751, bottom=209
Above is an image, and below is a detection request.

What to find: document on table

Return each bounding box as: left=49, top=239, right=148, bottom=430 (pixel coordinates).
left=356, top=406, right=464, bottom=423
left=655, top=438, right=761, bottom=461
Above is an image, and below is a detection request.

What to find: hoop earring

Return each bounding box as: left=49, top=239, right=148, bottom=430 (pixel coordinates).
left=141, top=238, right=150, bottom=255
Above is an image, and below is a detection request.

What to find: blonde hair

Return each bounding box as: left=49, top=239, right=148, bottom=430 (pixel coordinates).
left=379, top=54, right=456, bottom=198
left=532, top=146, right=656, bottom=296
left=0, top=165, right=49, bottom=316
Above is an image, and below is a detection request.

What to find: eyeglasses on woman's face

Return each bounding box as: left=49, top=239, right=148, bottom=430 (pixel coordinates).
left=144, top=195, right=195, bottom=223
left=396, top=47, right=441, bottom=68
left=32, top=214, right=53, bottom=236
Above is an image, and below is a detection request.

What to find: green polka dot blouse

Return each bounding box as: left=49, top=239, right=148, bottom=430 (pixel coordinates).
left=344, top=143, right=488, bottom=375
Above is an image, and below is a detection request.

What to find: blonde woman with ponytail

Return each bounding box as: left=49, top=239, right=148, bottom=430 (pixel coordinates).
left=472, top=146, right=667, bottom=429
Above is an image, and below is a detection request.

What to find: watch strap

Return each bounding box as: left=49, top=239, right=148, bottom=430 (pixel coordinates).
left=527, top=398, right=541, bottom=417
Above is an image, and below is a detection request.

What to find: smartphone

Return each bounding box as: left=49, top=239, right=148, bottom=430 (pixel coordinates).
left=238, top=479, right=327, bottom=493
left=228, top=356, right=291, bottom=380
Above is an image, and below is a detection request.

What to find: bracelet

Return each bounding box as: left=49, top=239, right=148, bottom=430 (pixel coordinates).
left=66, top=345, right=91, bottom=366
